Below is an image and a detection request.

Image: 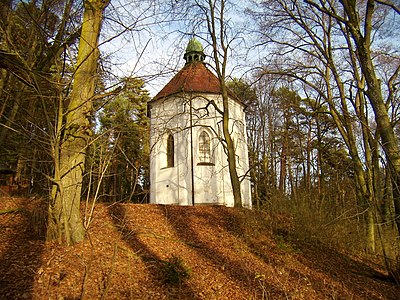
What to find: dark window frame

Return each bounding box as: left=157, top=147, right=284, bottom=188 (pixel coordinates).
left=198, top=130, right=213, bottom=165
left=167, top=134, right=174, bottom=168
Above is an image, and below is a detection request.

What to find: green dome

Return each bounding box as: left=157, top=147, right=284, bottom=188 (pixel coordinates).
left=186, top=38, right=204, bottom=53
left=184, top=37, right=205, bottom=64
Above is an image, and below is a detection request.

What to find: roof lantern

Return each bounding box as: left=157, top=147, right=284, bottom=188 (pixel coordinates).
left=183, top=38, right=205, bottom=65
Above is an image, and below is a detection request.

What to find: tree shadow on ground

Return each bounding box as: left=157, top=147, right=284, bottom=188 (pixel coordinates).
left=108, top=203, right=199, bottom=300
left=221, top=207, right=400, bottom=299
left=157, top=205, right=286, bottom=298
left=0, top=198, right=46, bottom=299
left=295, top=240, right=400, bottom=299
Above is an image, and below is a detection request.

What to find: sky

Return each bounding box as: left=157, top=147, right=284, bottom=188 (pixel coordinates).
left=98, top=0, right=259, bottom=97
left=99, top=0, right=399, bottom=99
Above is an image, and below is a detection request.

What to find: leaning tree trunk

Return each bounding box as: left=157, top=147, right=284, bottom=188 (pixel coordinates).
left=47, top=0, right=109, bottom=245
left=339, top=0, right=400, bottom=237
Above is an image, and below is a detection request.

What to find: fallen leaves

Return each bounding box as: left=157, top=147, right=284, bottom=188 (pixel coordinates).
left=0, top=197, right=399, bottom=299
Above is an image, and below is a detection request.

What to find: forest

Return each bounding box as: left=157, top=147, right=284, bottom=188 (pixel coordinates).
left=0, top=0, right=399, bottom=283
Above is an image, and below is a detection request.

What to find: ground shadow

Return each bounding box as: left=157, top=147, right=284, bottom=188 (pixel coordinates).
left=0, top=198, right=45, bottom=299
left=221, top=207, right=400, bottom=299
left=108, top=203, right=199, bottom=300
left=158, top=205, right=286, bottom=298
left=294, top=239, right=400, bottom=299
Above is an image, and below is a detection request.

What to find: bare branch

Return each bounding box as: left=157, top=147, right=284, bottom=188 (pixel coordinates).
left=375, top=0, right=400, bottom=14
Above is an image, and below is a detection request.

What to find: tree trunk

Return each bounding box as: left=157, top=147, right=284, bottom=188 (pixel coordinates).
left=324, top=53, right=376, bottom=252
left=279, top=113, right=289, bottom=194
left=340, top=0, right=400, bottom=236
left=221, top=83, right=243, bottom=208
left=206, top=0, right=243, bottom=208
left=0, top=87, right=22, bottom=144
left=47, top=0, right=109, bottom=245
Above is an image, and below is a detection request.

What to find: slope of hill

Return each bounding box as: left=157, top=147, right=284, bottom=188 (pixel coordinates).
left=0, top=197, right=399, bottom=299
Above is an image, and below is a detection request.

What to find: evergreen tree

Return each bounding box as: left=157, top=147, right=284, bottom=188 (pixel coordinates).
left=94, top=77, right=150, bottom=202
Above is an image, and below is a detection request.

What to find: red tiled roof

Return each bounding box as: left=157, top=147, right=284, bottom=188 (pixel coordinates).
left=152, top=61, right=240, bottom=102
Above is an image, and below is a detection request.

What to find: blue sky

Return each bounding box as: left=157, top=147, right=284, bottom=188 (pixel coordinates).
left=99, top=0, right=258, bottom=96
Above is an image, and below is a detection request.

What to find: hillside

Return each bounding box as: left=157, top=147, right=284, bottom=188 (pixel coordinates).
left=0, top=197, right=399, bottom=299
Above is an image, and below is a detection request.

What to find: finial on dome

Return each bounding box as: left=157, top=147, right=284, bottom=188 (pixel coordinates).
left=184, top=37, right=205, bottom=65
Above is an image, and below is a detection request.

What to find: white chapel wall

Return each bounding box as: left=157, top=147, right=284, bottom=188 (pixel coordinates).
left=149, top=93, right=252, bottom=207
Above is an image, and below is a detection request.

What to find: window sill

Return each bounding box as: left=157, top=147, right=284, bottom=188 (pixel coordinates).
left=161, top=166, right=174, bottom=170
left=197, top=162, right=215, bottom=166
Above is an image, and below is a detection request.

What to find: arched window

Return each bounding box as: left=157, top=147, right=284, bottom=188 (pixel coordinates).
left=167, top=134, right=174, bottom=167
left=198, top=131, right=211, bottom=164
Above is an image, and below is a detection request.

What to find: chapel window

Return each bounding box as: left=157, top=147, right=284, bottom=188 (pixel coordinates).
left=167, top=134, right=174, bottom=167
left=198, top=131, right=212, bottom=164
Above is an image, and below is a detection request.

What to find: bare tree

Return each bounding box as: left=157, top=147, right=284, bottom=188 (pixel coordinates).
left=301, top=0, right=400, bottom=238
left=47, top=0, right=110, bottom=245
left=248, top=0, right=400, bottom=252
left=203, top=0, right=244, bottom=207
left=169, top=0, right=248, bottom=207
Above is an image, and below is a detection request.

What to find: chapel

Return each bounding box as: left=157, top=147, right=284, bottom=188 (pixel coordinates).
left=148, top=38, right=251, bottom=207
